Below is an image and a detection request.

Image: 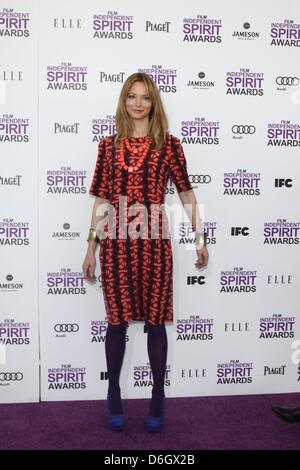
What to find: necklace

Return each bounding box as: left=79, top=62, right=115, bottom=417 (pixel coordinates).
left=119, top=136, right=152, bottom=172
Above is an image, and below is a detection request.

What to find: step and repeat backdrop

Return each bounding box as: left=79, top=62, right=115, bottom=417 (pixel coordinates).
left=1, top=0, right=300, bottom=403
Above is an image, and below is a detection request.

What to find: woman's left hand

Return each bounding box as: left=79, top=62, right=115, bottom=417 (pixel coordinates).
left=195, top=245, right=209, bottom=270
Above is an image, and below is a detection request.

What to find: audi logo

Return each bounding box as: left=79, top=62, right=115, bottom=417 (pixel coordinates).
left=0, top=372, right=23, bottom=381
left=54, top=323, right=79, bottom=333
left=188, top=175, right=211, bottom=184
left=232, top=125, right=256, bottom=134
left=276, top=76, right=299, bottom=86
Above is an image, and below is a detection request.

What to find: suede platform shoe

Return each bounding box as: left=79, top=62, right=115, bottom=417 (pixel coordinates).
left=146, top=396, right=165, bottom=432
left=107, top=394, right=125, bottom=431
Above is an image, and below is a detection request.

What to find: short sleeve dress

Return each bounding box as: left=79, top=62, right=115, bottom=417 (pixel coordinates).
left=89, top=133, right=193, bottom=325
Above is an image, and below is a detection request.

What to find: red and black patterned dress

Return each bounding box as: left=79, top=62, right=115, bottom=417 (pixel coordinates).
left=89, top=133, right=192, bottom=325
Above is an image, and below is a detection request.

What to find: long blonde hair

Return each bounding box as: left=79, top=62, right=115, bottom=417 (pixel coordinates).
left=114, top=72, right=168, bottom=150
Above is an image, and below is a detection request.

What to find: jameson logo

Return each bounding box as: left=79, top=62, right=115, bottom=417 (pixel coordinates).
left=259, top=314, right=295, bottom=339
left=52, top=223, right=80, bottom=241
left=92, top=116, right=116, bottom=142
left=217, top=360, right=253, bottom=384
left=48, top=365, right=87, bottom=390
left=232, top=22, right=260, bottom=40
left=92, top=11, right=133, bottom=39
left=46, top=168, right=87, bottom=194
left=181, top=117, right=219, bottom=145
left=226, top=68, right=264, bottom=96
left=263, top=219, right=300, bottom=245
left=267, top=121, right=300, bottom=147
left=271, top=20, right=300, bottom=47
left=0, top=274, right=23, bottom=292
left=0, top=319, right=30, bottom=345
left=176, top=317, right=213, bottom=341
left=46, top=63, right=88, bottom=90
left=47, top=269, right=86, bottom=295
left=0, top=8, right=30, bottom=37
left=223, top=169, right=261, bottom=196
left=133, top=363, right=171, bottom=387
left=0, top=115, right=29, bottom=142
left=187, top=72, right=215, bottom=90
left=220, top=267, right=257, bottom=293
left=183, top=15, right=222, bottom=43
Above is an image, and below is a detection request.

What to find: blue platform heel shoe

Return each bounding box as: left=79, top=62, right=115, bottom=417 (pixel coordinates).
left=146, top=396, right=165, bottom=432
left=107, top=394, right=125, bottom=431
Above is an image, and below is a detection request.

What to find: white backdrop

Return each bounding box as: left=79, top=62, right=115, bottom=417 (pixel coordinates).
left=1, top=0, right=300, bottom=403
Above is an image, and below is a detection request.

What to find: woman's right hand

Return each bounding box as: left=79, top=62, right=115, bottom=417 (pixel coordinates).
left=82, top=246, right=97, bottom=281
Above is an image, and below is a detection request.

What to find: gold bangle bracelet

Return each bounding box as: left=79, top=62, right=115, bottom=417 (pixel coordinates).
left=87, top=228, right=99, bottom=242
left=195, top=232, right=207, bottom=247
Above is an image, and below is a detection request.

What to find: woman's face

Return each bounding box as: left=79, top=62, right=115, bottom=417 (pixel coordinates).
left=125, top=81, right=152, bottom=121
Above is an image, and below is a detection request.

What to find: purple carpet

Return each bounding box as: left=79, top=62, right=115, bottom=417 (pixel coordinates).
left=1, top=393, right=300, bottom=450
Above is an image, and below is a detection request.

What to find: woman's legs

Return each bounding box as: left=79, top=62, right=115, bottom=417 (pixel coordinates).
left=146, top=322, right=168, bottom=417
left=105, top=320, right=127, bottom=415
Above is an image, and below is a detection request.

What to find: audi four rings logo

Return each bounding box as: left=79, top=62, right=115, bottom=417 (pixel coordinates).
left=0, top=372, right=23, bottom=381
left=188, top=175, right=211, bottom=183
left=232, top=125, right=256, bottom=134
left=276, top=76, right=299, bottom=86
left=54, top=323, right=79, bottom=333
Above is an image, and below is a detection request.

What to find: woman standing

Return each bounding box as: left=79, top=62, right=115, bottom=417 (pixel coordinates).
left=82, top=72, right=209, bottom=432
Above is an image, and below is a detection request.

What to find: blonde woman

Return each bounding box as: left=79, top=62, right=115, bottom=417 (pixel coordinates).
left=82, top=72, right=209, bottom=432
